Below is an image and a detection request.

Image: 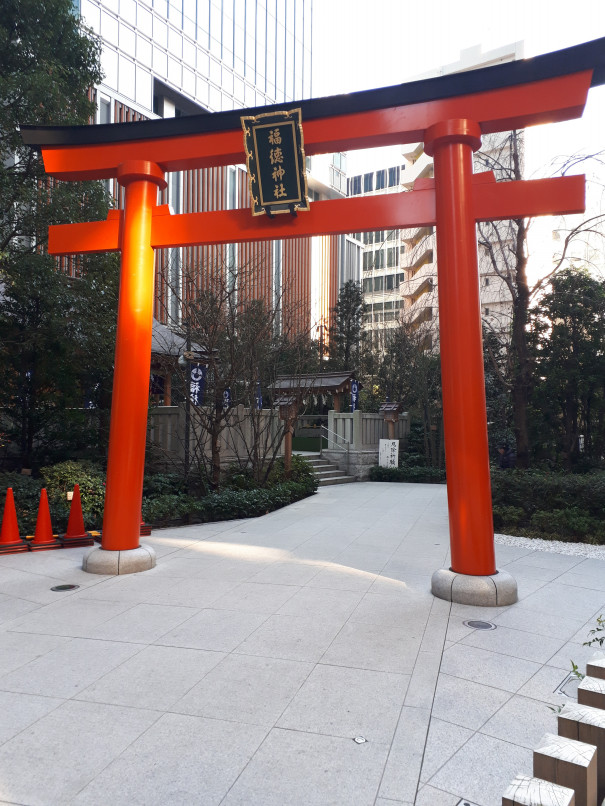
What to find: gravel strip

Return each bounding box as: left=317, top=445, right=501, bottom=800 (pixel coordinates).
left=495, top=532, right=605, bottom=560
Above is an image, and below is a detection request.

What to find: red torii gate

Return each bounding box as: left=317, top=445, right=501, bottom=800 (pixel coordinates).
left=21, top=37, right=605, bottom=603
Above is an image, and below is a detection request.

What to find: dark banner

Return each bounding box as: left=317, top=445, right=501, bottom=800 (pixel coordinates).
left=189, top=363, right=207, bottom=406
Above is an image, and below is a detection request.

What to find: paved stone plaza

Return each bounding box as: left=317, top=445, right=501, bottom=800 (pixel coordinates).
left=0, top=481, right=604, bottom=805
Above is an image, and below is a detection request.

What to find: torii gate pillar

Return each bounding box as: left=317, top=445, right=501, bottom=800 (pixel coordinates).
left=425, top=120, right=516, bottom=605
left=83, top=161, right=166, bottom=575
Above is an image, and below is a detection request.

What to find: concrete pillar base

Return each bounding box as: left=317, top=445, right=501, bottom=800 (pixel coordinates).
left=431, top=567, right=518, bottom=606
left=82, top=544, right=156, bottom=575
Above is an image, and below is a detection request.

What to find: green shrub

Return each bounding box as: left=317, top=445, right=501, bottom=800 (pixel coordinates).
left=490, top=470, right=605, bottom=522
left=142, top=479, right=316, bottom=527
left=369, top=465, right=446, bottom=484
left=529, top=508, right=605, bottom=542
left=40, top=460, right=106, bottom=530
left=0, top=472, right=43, bottom=534
left=267, top=454, right=318, bottom=490
left=142, top=493, right=196, bottom=524
left=142, top=472, right=186, bottom=497
left=492, top=505, right=526, bottom=531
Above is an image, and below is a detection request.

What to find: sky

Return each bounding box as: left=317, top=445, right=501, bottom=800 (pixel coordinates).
left=312, top=0, right=605, bottom=278
left=312, top=0, right=605, bottom=168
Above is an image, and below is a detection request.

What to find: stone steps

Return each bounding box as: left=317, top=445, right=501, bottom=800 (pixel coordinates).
left=295, top=453, right=356, bottom=486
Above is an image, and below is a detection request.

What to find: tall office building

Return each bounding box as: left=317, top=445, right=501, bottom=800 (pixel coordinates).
left=74, top=0, right=355, bottom=336
left=348, top=42, right=523, bottom=349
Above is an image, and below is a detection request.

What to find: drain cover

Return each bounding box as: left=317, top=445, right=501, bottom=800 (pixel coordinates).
left=555, top=671, right=580, bottom=699
left=50, top=584, right=80, bottom=592
left=463, top=620, right=496, bottom=631
left=457, top=800, right=480, bottom=806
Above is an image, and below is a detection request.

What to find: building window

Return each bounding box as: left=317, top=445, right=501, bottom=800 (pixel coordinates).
left=363, top=278, right=372, bottom=293
left=363, top=252, right=373, bottom=271
left=363, top=173, right=373, bottom=192
left=348, top=175, right=362, bottom=196
left=386, top=274, right=394, bottom=290
left=484, top=307, right=490, bottom=316
left=374, top=276, right=384, bottom=292
left=484, top=277, right=490, bottom=286
left=374, top=250, right=385, bottom=270
left=375, top=169, right=386, bottom=190
left=388, top=166, right=400, bottom=187
left=386, top=247, right=397, bottom=268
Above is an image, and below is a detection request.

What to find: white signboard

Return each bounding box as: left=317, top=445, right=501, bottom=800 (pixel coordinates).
left=379, top=439, right=399, bottom=468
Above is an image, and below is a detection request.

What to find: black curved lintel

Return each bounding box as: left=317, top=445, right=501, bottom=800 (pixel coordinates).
left=20, top=37, right=605, bottom=149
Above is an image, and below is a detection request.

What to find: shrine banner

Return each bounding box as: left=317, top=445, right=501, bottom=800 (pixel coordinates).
left=241, top=108, right=310, bottom=216
left=189, top=363, right=207, bottom=406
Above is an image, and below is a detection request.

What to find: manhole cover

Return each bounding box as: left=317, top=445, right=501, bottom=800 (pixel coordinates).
left=463, top=620, right=496, bottom=631
left=50, top=584, right=80, bottom=592
left=457, top=800, right=480, bottom=806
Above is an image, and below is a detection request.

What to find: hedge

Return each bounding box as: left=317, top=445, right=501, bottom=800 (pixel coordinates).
left=369, top=465, right=605, bottom=544
left=142, top=478, right=317, bottom=526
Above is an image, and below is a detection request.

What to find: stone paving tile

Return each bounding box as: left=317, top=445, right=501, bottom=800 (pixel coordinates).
left=441, top=642, right=542, bottom=692
left=6, top=597, right=134, bottom=637
left=173, top=653, right=313, bottom=727
left=2, top=484, right=605, bottom=806
left=498, top=560, right=569, bottom=582
left=236, top=613, right=345, bottom=663
left=431, top=673, right=511, bottom=731
left=85, top=602, right=199, bottom=643
left=0, top=690, right=63, bottom=746
left=517, top=663, right=577, bottom=706
left=419, top=717, right=474, bottom=783
left=460, top=623, right=566, bottom=664
left=479, top=693, right=558, bottom=750
left=545, top=638, right=605, bottom=671
left=210, top=581, right=301, bottom=614
left=0, top=637, right=142, bottom=699
left=0, top=700, right=161, bottom=805
left=512, top=581, right=605, bottom=621
left=378, top=705, right=431, bottom=803
left=414, top=784, right=462, bottom=805
left=247, top=560, right=323, bottom=586
left=0, top=595, right=40, bottom=625
left=491, top=607, right=585, bottom=641
left=221, top=728, right=389, bottom=806
left=75, top=644, right=225, bottom=710
left=155, top=607, right=268, bottom=652
left=0, top=631, right=71, bottom=677
left=72, top=713, right=268, bottom=806
left=320, top=620, right=423, bottom=674
left=276, top=662, right=409, bottom=743
left=305, top=564, right=377, bottom=592
left=427, top=732, right=532, bottom=806
left=277, top=585, right=364, bottom=619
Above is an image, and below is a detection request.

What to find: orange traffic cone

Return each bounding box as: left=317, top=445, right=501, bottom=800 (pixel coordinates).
left=140, top=511, right=151, bottom=537
left=30, top=489, right=61, bottom=552
left=60, top=485, right=94, bottom=548
left=0, top=488, right=28, bottom=554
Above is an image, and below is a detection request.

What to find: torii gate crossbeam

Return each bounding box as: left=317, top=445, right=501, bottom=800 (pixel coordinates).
left=21, top=37, right=605, bottom=603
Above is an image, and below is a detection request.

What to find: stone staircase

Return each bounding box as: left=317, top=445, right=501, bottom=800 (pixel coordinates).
left=299, top=453, right=356, bottom=487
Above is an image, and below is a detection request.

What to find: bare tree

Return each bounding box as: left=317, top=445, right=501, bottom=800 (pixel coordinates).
left=476, top=131, right=605, bottom=466
left=156, top=253, right=316, bottom=489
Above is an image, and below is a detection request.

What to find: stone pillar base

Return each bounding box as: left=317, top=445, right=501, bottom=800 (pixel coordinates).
left=431, top=567, right=517, bottom=606
left=82, top=545, right=156, bottom=575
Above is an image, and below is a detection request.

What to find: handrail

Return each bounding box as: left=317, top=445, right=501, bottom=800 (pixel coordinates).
left=319, top=424, right=351, bottom=451
left=320, top=424, right=351, bottom=475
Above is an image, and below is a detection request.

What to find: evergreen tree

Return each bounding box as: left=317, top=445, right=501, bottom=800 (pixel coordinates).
left=328, top=280, right=366, bottom=371
left=0, top=0, right=117, bottom=468
left=531, top=269, right=605, bottom=468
